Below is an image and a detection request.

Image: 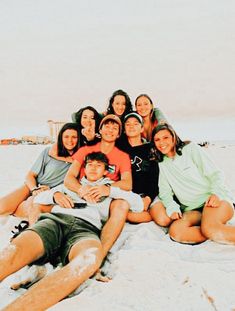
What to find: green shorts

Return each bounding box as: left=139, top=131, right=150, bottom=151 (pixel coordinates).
left=27, top=213, right=101, bottom=266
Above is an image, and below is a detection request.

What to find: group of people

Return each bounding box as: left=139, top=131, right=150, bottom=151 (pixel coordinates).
left=0, top=89, right=234, bottom=310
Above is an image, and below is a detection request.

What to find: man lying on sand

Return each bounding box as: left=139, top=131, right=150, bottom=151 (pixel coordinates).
left=0, top=151, right=144, bottom=310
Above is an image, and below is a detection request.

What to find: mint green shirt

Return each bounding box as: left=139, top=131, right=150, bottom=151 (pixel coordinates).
left=158, top=142, right=234, bottom=217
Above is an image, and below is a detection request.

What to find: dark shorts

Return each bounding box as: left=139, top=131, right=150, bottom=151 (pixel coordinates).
left=182, top=205, right=204, bottom=213
left=27, top=213, right=101, bottom=266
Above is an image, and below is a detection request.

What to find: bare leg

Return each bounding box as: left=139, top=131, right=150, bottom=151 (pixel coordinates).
left=201, top=200, right=235, bottom=244
left=14, top=196, right=34, bottom=218
left=100, top=199, right=129, bottom=259
left=169, top=210, right=207, bottom=244
left=0, top=184, right=30, bottom=215
left=0, top=230, right=45, bottom=281
left=150, top=201, right=172, bottom=227
left=127, top=211, right=152, bottom=223
left=27, top=203, right=53, bottom=225
left=4, top=239, right=103, bottom=311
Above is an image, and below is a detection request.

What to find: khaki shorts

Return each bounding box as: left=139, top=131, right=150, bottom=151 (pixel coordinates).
left=27, top=213, right=100, bottom=266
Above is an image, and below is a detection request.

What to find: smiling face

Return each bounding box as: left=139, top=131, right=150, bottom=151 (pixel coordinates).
left=84, top=160, right=107, bottom=181
left=153, top=129, right=176, bottom=158
left=62, top=129, right=78, bottom=153
left=80, top=109, right=95, bottom=129
left=112, top=95, right=126, bottom=117
left=135, top=96, right=153, bottom=118
left=124, top=117, right=143, bottom=138
left=99, top=121, right=120, bottom=142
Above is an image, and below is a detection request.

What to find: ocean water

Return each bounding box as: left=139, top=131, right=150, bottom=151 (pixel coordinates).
left=172, top=118, right=235, bottom=143
left=1, top=117, right=234, bottom=143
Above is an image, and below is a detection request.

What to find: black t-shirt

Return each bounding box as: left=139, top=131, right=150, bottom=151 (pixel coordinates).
left=117, top=137, right=159, bottom=201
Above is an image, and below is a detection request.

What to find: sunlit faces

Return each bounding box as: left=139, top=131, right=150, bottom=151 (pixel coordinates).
left=84, top=160, right=107, bottom=181
left=135, top=96, right=153, bottom=118
left=81, top=109, right=95, bottom=129
left=153, top=129, right=176, bottom=158
left=99, top=121, right=120, bottom=142
left=124, top=117, right=143, bottom=138
left=62, top=129, right=78, bottom=152
left=112, top=95, right=126, bottom=117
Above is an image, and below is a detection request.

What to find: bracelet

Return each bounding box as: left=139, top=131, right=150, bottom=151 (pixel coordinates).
left=30, top=186, right=41, bottom=194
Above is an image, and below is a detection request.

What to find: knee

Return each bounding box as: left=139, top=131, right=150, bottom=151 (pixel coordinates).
left=201, top=222, right=219, bottom=241
left=71, top=246, right=103, bottom=275
left=0, top=199, right=8, bottom=215
left=168, top=221, right=183, bottom=242
left=154, top=215, right=171, bottom=227
left=110, top=199, right=129, bottom=216
left=149, top=207, right=171, bottom=227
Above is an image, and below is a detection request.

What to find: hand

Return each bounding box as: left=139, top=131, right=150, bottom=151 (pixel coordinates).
left=53, top=192, right=74, bottom=208
left=32, top=185, right=50, bottom=196
left=170, top=211, right=182, bottom=220
left=205, top=194, right=220, bottom=208
left=77, top=185, right=92, bottom=198
left=81, top=126, right=95, bottom=141
left=87, top=185, right=110, bottom=201
left=142, top=196, right=151, bottom=211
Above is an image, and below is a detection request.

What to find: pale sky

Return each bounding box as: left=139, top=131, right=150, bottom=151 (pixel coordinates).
left=0, top=0, right=235, bottom=138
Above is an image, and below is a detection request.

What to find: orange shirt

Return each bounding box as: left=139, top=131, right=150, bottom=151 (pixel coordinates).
left=72, top=142, right=131, bottom=181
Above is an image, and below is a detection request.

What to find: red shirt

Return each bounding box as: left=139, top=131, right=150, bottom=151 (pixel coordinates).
left=72, top=142, right=131, bottom=181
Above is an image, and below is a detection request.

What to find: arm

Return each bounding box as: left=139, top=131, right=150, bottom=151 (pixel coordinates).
left=48, top=143, right=73, bottom=163
left=25, top=171, right=50, bottom=195
left=64, top=160, right=82, bottom=194
left=154, top=108, right=168, bottom=124
left=111, top=171, right=132, bottom=191
left=158, top=171, right=181, bottom=218
left=24, top=171, right=38, bottom=192
left=190, top=143, right=233, bottom=201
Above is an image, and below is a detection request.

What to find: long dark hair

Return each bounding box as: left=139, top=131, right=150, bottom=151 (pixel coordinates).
left=73, top=106, right=101, bottom=147
left=73, top=106, right=101, bottom=134
left=107, top=89, right=133, bottom=121
left=152, top=123, right=189, bottom=162
left=57, top=123, right=79, bottom=157
left=135, top=94, right=156, bottom=123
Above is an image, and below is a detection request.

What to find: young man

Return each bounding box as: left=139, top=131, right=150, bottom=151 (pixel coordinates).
left=0, top=151, right=140, bottom=310
left=63, top=114, right=132, bottom=261
left=117, top=112, right=159, bottom=223
left=27, top=114, right=132, bottom=257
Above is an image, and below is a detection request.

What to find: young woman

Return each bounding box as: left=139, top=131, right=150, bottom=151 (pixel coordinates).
left=135, top=94, right=167, bottom=141
left=71, top=105, right=101, bottom=147
left=150, top=123, right=235, bottom=245
left=0, top=123, right=79, bottom=219
left=105, top=89, right=133, bottom=123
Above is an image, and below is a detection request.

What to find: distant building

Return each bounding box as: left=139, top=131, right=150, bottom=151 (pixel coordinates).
left=47, top=120, right=66, bottom=142
left=21, top=135, right=52, bottom=145
left=0, top=138, right=20, bottom=145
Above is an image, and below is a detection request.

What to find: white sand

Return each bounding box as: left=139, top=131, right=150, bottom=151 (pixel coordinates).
left=0, top=143, right=235, bottom=310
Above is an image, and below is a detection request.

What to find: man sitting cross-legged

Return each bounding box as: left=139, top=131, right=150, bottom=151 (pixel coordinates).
left=0, top=151, right=142, bottom=311
left=117, top=112, right=159, bottom=223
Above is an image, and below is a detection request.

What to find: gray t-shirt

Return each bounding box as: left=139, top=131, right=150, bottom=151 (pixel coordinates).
left=31, top=147, right=71, bottom=188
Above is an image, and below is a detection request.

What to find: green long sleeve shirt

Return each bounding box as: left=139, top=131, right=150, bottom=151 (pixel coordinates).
left=158, top=142, right=234, bottom=217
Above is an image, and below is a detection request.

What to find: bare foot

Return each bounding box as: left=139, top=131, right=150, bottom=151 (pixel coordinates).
left=95, top=269, right=111, bottom=282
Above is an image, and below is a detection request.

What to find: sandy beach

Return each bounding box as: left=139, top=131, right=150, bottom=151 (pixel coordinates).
left=1, top=0, right=235, bottom=309
left=0, top=142, right=235, bottom=310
